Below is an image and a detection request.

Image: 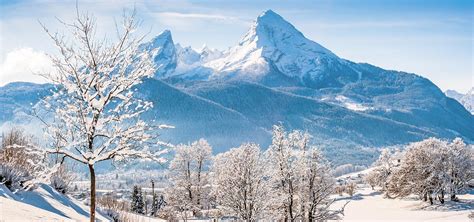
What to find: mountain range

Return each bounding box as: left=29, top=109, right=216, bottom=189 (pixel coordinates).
left=1, top=10, right=472, bottom=165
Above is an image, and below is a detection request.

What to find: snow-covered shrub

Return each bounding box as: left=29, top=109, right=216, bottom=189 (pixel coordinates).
left=0, top=164, right=28, bottom=190
left=97, top=194, right=128, bottom=222
left=50, top=164, right=75, bottom=194
left=335, top=185, right=345, bottom=196
left=0, top=128, right=44, bottom=190
left=345, top=182, right=357, bottom=197
left=157, top=206, right=178, bottom=221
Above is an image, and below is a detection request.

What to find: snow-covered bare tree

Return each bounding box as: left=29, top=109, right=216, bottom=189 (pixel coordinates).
left=296, top=147, right=343, bottom=221
left=363, top=171, right=378, bottom=190
left=266, top=124, right=343, bottom=221
left=385, top=137, right=473, bottom=204
left=266, top=124, right=302, bottom=220
left=446, top=138, right=472, bottom=201
left=386, top=138, right=446, bottom=202
left=365, top=148, right=396, bottom=193
left=165, top=139, right=212, bottom=216
left=38, top=8, right=168, bottom=221
left=211, top=143, right=270, bottom=220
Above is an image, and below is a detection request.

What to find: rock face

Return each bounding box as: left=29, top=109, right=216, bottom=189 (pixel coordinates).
left=1, top=10, right=473, bottom=165
left=138, top=30, right=177, bottom=78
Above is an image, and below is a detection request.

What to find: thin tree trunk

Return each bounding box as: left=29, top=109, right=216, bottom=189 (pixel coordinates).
left=428, top=192, right=433, bottom=205
left=439, top=190, right=445, bottom=204
left=89, top=164, right=96, bottom=222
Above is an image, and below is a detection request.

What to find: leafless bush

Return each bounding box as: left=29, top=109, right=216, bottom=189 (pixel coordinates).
left=97, top=194, right=129, bottom=222
left=0, top=128, right=41, bottom=190
left=50, top=164, right=75, bottom=194
left=345, top=182, right=357, bottom=197
left=335, top=185, right=345, bottom=196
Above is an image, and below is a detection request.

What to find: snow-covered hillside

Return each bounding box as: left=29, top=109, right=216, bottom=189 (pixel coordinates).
left=446, top=88, right=474, bottom=114
left=0, top=184, right=109, bottom=221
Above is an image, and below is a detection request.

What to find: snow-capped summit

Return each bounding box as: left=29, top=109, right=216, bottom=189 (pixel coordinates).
left=248, top=9, right=335, bottom=58
left=205, top=10, right=353, bottom=86
left=199, top=45, right=224, bottom=63
left=139, top=30, right=177, bottom=78
left=175, top=43, right=201, bottom=65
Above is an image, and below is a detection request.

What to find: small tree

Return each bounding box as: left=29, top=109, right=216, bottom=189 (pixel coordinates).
left=265, top=124, right=302, bottom=220
left=38, top=8, right=168, bottom=221
left=131, top=185, right=145, bottom=214
left=298, top=147, right=342, bottom=221
left=447, top=138, right=472, bottom=201
left=166, top=139, right=212, bottom=216
left=266, top=124, right=343, bottom=221
left=364, top=172, right=378, bottom=190
left=211, top=143, right=270, bottom=221
left=131, top=185, right=139, bottom=213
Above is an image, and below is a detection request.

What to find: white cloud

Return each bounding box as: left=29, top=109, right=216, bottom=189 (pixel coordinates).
left=152, top=11, right=251, bottom=30
left=156, top=12, right=241, bottom=21
left=0, top=48, right=54, bottom=86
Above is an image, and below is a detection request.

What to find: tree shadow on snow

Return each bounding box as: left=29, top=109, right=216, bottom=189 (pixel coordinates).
left=18, top=188, right=70, bottom=218
left=412, top=199, right=473, bottom=212
left=17, top=184, right=91, bottom=219
left=335, top=191, right=382, bottom=201
left=40, top=184, right=90, bottom=217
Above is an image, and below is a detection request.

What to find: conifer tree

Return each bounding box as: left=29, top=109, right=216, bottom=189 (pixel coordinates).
left=136, top=187, right=145, bottom=214
left=131, top=185, right=145, bottom=214
left=131, top=185, right=139, bottom=213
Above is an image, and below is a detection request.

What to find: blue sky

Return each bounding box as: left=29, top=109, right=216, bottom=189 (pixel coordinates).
left=0, top=0, right=472, bottom=92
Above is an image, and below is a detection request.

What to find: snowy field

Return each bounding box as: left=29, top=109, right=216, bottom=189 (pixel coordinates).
left=331, top=186, right=473, bottom=222
left=2, top=183, right=472, bottom=221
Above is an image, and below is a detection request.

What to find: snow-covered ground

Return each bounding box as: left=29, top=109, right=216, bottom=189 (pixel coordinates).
left=332, top=168, right=473, bottom=222
left=332, top=186, right=473, bottom=222
left=0, top=184, right=109, bottom=221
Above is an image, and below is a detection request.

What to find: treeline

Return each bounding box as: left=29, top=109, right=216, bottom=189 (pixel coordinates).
left=365, top=138, right=473, bottom=204
left=156, top=124, right=344, bottom=221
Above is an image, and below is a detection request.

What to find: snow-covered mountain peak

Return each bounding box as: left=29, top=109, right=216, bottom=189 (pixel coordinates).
left=205, top=9, right=339, bottom=81
left=199, top=45, right=224, bottom=62
left=143, top=30, right=174, bottom=52
left=241, top=9, right=335, bottom=56
left=140, top=30, right=177, bottom=78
